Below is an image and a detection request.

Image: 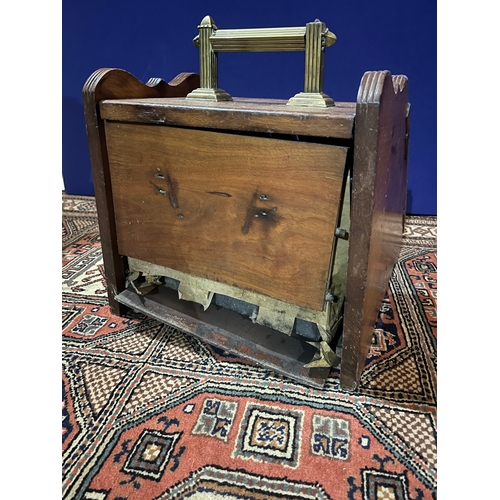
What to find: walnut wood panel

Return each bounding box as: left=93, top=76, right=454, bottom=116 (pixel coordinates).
left=82, top=68, right=200, bottom=314
left=340, top=71, right=409, bottom=390
left=105, top=123, right=348, bottom=311
left=100, top=97, right=356, bottom=139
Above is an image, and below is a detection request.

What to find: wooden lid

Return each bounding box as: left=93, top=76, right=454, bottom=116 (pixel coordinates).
left=100, top=97, right=355, bottom=139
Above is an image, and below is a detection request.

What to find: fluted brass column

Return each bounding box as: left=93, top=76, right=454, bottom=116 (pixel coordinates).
left=287, top=20, right=335, bottom=107
left=186, top=15, right=233, bottom=101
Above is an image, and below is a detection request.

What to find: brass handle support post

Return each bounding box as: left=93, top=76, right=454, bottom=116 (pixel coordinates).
left=186, top=16, right=336, bottom=107
left=186, top=16, right=233, bottom=102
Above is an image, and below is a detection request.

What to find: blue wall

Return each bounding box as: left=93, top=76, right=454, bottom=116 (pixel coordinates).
left=63, top=0, right=436, bottom=215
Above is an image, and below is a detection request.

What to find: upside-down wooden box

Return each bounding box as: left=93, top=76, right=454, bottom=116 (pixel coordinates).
left=83, top=19, right=409, bottom=391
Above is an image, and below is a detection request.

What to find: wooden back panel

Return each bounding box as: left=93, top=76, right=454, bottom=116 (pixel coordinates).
left=105, top=122, right=348, bottom=311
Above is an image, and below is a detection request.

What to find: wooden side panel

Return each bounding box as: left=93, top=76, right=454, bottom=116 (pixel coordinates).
left=82, top=68, right=200, bottom=314
left=105, top=123, right=348, bottom=311
left=340, top=71, right=409, bottom=390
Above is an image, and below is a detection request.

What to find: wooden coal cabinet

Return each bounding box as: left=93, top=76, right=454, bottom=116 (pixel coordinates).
left=83, top=18, right=409, bottom=390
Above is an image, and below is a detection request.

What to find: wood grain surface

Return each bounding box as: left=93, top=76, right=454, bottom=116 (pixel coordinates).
left=340, top=71, right=409, bottom=390
left=105, top=123, right=348, bottom=311
left=100, top=97, right=355, bottom=139
left=82, top=68, right=200, bottom=314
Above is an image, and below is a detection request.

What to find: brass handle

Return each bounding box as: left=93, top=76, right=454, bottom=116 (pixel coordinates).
left=186, top=16, right=337, bottom=107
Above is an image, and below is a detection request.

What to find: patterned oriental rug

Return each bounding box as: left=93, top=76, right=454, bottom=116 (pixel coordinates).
left=62, top=193, right=437, bottom=500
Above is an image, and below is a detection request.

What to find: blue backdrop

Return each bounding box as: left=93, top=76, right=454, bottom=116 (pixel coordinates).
left=62, top=0, right=436, bottom=215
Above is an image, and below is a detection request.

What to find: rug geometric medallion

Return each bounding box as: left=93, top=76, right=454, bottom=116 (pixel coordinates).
left=62, top=193, right=437, bottom=500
